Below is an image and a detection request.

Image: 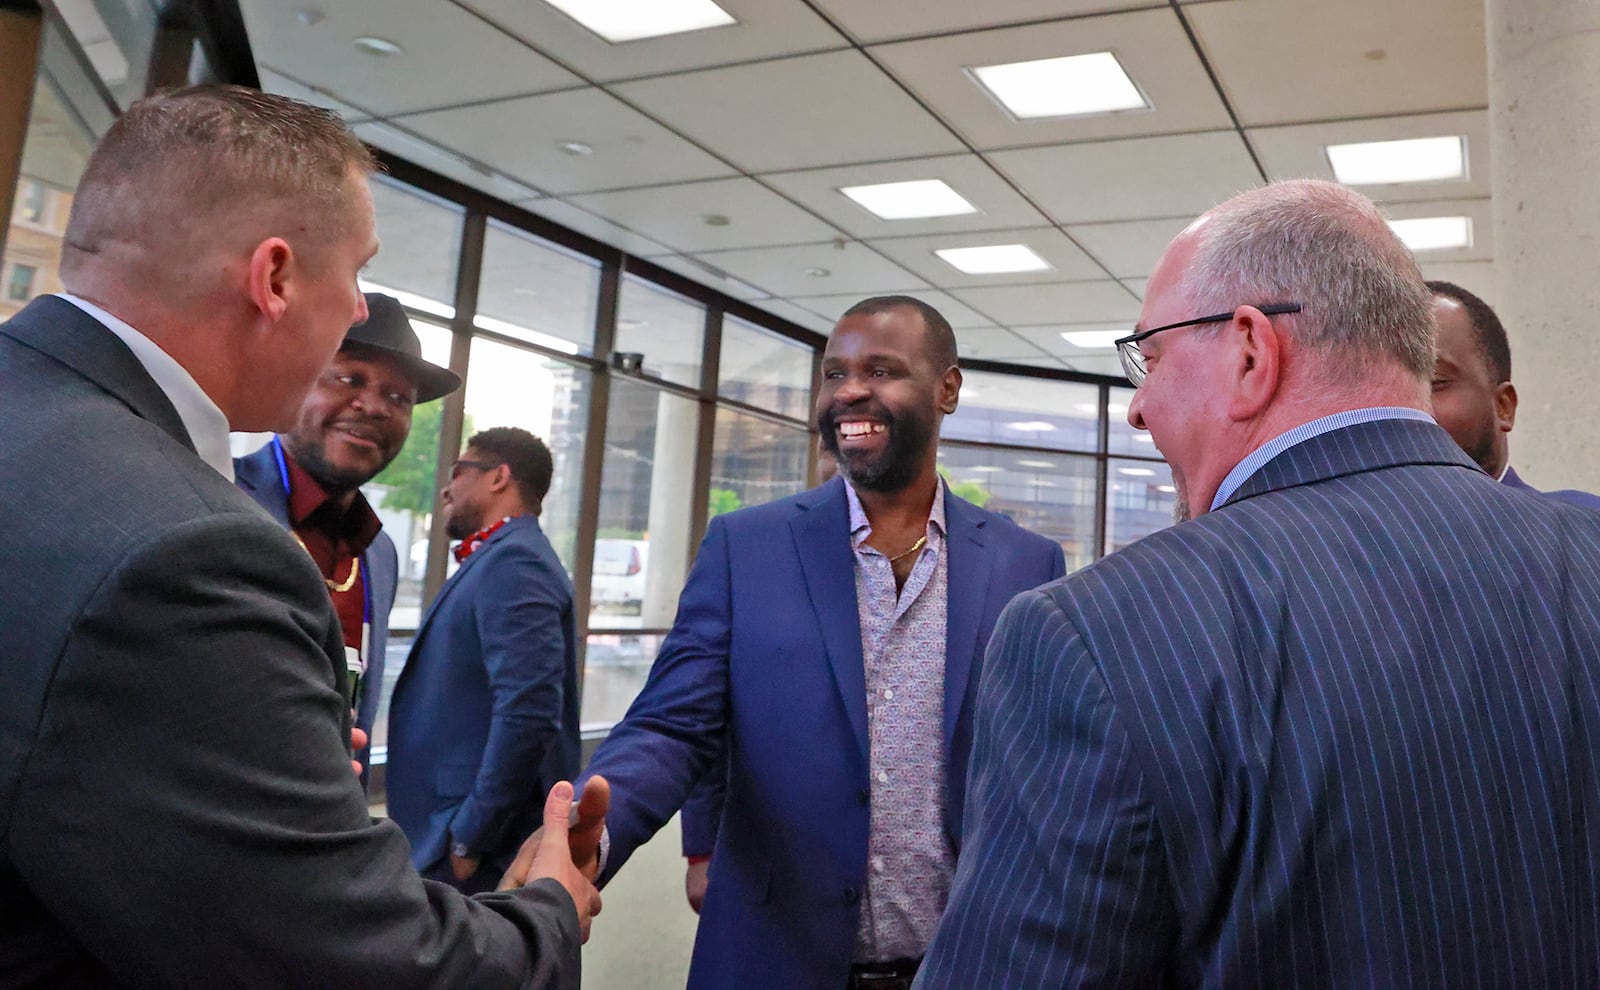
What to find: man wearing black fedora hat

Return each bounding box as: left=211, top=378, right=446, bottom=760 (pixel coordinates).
left=236, top=291, right=461, bottom=775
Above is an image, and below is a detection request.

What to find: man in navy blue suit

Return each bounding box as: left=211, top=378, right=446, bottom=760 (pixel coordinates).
left=388, top=427, right=582, bottom=895
left=1428, top=279, right=1600, bottom=510
left=506, top=296, right=1065, bottom=990
left=236, top=292, right=461, bottom=776
left=918, top=180, right=1600, bottom=988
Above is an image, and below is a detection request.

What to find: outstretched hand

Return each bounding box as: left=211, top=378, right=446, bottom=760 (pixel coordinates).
left=500, top=775, right=610, bottom=892
left=520, top=781, right=604, bottom=942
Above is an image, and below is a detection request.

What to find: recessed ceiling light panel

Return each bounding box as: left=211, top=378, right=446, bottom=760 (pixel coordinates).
left=353, top=36, right=403, bottom=56
left=971, top=51, right=1148, bottom=120
left=1326, top=135, right=1466, bottom=185
left=1059, top=329, right=1122, bottom=349
left=1388, top=216, right=1472, bottom=252
left=839, top=179, right=978, bottom=221
left=543, top=0, right=737, bottom=43
left=935, top=243, right=1051, bottom=275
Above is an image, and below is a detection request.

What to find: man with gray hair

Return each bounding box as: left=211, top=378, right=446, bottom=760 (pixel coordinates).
left=0, top=86, right=594, bottom=987
left=916, top=179, right=1600, bottom=988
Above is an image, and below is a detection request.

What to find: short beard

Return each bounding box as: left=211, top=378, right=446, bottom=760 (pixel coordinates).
left=281, top=436, right=376, bottom=494
left=818, top=406, right=933, bottom=494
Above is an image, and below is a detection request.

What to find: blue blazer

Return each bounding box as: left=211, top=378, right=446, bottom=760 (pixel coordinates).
left=919, top=418, right=1600, bottom=989
left=386, top=515, right=580, bottom=875
left=1503, top=464, right=1600, bottom=512
left=234, top=443, right=397, bottom=760
left=582, top=477, right=1065, bottom=990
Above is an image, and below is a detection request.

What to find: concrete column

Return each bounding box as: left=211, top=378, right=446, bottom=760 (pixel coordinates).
left=0, top=4, right=43, bottom=260
left=1486, top=0, right=1600, bottom=490
left=641, top=381, right=697, bottom=628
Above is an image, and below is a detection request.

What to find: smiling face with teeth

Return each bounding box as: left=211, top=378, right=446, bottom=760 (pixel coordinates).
left=281, top=346, right=418, bottom=494
left=817, top=304, right=961, bottom=494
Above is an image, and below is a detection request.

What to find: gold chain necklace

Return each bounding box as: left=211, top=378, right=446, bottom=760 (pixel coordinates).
left=885, top=534, right=927, bottom=563
left=291, top=532, right=360, bottom=593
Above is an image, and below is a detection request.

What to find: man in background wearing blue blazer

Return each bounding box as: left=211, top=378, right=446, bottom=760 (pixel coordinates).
left=389, top=427, right=582, bottom=894
left=507, top=296, right=1066, bottom=990
left=918, top=179, right=1600, bottom=988
left=236, top=292, right=461, bottom=777
left=1428, top=278, right=1600, bottom=511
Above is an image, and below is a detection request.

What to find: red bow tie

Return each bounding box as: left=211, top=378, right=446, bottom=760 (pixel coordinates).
left=453, top=517, right=510, bottom=563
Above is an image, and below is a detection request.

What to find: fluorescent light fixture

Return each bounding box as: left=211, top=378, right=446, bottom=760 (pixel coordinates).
left=1158, top=484, right=1176, bottom=493
left=1118, top=466, right=1156, bottom=477
left=1017, top=459, right=1055, bottom=469
left=1388, top=216, right=1472, bottom=252
left=1074, top=401, right=1129, bottom=416
left=936, top=244, right=1051, bottom=275
left=1005, top=420, right=1057, bottom=432
left=971, top=51, right=1147, bottom=120
left=1326, top=136, right=1465, bottom=185
left=840, top=179, right=978, bottom=221
left=543, top=0, right=736, bottom=43
left=1059, top=329, right=1123, bottom=349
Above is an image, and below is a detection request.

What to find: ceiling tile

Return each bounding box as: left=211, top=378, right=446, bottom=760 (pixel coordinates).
left=1418, top=261, right=1498, bottom=306
left=520, top=199, right=675, bottom=257
left=870, top=8, right=1232, bottom=150
left=1382, top=198, right=1494, bottom=264
left=1064, top=216, right=1192, bottom=279
left=258, top=66, right=373, bottom=122
left=760, top=154, right=1049, bottom=239
left=353, top=120, right=546, bottom=201
left=1121, top=277, right=1148, bottom=299
left=789, top=290, right=994, bottom=329
left=1248, top=110, right=1490, bottom=203
left=811, top=0, right=1152, bottom=44
left=394, top=89, right=736, bottom=195
left=988, top=130, right=1262, bottom=224
left=952, top=326, right=1053, bottom=362
left=566, top=178, right=842, bottom=253
left=1188, top=0, right=1487, bottom=127
left=458, top=0, right=848, bottom=82
left=951, top=279, right=1141, bottom=325
left=867, top=228, right=1107, bottom=288
left=751, top=299, right=837, bottom=335
left=1055, top=352, right=1125, bottom=376
left=1011, top=322, right=1128, bottom=355
left=612, top=50, right=966, bottom=172
left=643, top=255, right=773, bottom=298
left=239, top=0, right=581, bottom=117
left=691, top=242, right=931, bottom=297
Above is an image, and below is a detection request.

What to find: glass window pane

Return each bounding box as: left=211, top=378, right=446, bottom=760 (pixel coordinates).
left=363, top=320, right=456, bottom=632
left=710, top=410, right=810, bottom=517
left=590, top=380, right=698, bottom=635
left=581, top=633, right=666, bottom=731
left=52, top=0, right=159, bottom=110
left=1107, top=386, right=1160, bottom=456
left=476, top=221, right=600, bottom=355
left=1107, top=459, right=1178, bottom=553
left=361, top=177, right=464, bottom=319
left=939, top=444, right=1098, bottom=572
left=942, top=371, right=1102, bottom=453
left=615, top=275, right=703, bottom=389
left=718, top=316, right=813, bottom=421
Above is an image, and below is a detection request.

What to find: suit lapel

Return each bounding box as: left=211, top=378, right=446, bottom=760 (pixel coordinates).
left=1221, top=417, right=1481, bottom=509
left=1, top=295, right=192, bottom=452
left=233, top=444, right=292, bottom=527
left=941, top=490, right=991, bottom=754
left=414, top=515, right=530, bottom=643
left=790, top=479, right=869, bottom=764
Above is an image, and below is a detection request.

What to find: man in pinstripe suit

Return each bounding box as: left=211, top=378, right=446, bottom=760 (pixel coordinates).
left=917, top=179, right=1600, bottom=988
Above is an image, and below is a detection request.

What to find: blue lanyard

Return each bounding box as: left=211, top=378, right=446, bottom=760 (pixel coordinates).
left=271, top=436, right=372, bottom=625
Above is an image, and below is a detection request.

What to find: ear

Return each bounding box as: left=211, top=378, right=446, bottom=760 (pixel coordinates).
left=246, top=237, right=295, bottom=323
left=938, top=365, right=962, bottom=416
left=487, top=463, right=514, bottom=496
left=1224, top=305, right=1285, bottom=422
left=1494, top=381, right=1518, bottom=432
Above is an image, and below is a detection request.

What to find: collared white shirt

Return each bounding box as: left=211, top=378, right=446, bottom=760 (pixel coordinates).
left=57, top=293, right=234, bottom=481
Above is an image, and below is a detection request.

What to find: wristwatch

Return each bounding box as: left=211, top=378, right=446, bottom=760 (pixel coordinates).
left=451, top=841, right=472, bottom=859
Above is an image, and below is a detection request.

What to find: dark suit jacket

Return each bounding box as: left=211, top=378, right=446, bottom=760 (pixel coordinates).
left=919, top=418, right=1600, bottom=989
left=234, top=442, right=398, bottom=774
left=0, top=296, right=578, bottom=988
left=582, top=477, right=1066, bottom=990
left=1503, top=464, right=1600, bottom=512
left=387, top=515, right=580, bottom=877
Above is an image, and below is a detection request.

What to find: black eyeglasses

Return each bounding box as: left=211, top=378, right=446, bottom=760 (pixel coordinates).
left=449, top=459, right=501, bottom=480
left=1113, top=303, right=1302, bottom=386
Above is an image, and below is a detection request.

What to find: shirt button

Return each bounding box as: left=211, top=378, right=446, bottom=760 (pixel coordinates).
left=842, top=887, right=860, bottom=905
left=883, top=688, right=894, bottom=700
left=871, top=857, right=884, bottom=874
left=876, top=770, right=889, bottom=784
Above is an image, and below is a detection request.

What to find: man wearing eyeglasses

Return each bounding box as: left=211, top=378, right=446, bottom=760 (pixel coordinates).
left=386, top=427, right=583, bottom=894
left=236, top=292, right=461, bottom=778
left=917, top=179, right=1600, bottom=988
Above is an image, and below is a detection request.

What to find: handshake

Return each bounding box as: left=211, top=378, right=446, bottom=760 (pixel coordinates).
left=499, top=776, right=612, bottom=942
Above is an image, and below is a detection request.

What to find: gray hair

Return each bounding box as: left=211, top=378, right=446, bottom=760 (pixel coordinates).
left=1182, top=179, right=1435, bottom=380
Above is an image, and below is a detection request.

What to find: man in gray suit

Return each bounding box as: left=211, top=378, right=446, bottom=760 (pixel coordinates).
left=0, top=86, right=596, bottom=987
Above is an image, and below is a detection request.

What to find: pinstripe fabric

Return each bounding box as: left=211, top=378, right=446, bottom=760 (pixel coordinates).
left=917, top=418, right=1600, bottom=989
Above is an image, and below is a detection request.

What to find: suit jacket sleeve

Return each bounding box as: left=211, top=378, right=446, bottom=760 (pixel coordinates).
left=679, top=748, right=727, bottom=859
left=10, top=512, right=579, bottom=989
left=450, top=544, right=573, bottom=857
left=581, top=516, right=734, bottom=883
left=916, top=589, right=1178, bottom=990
